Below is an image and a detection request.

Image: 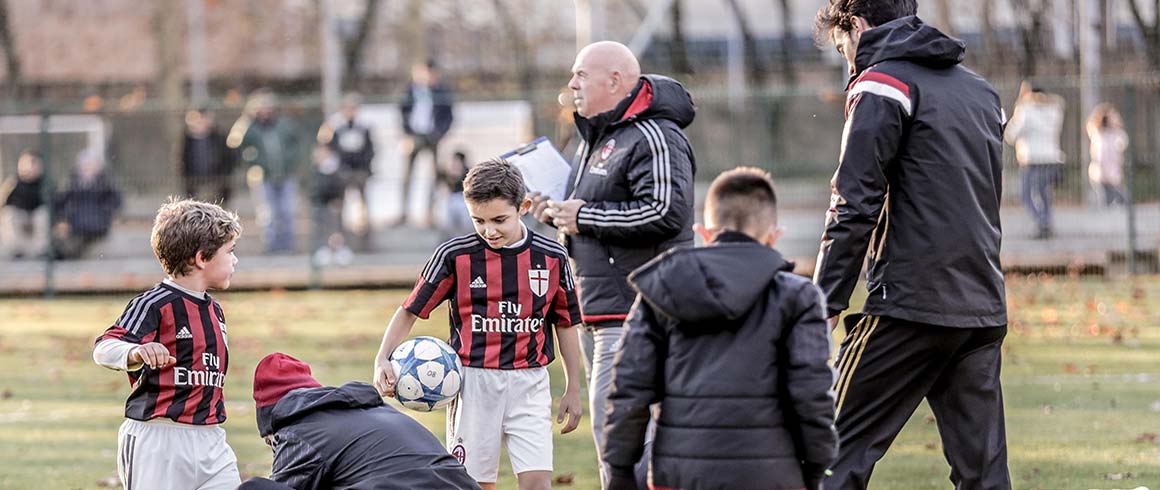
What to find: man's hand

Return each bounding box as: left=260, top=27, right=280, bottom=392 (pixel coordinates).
left=546, top=199, right=586, bottom=235
left=556, top=389, right=583, bottom=434
left=372, top=356, right=398, bottom=398
left=129, top=343, right=176, bottom=369
left=528, top=192, right=553, bottom=225
left=827, top=316, right=840, bottom=331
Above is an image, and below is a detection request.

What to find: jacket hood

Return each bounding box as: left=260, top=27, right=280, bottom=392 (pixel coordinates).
left=854, top=16, right=964, bottom=76
left=628, top=236, right=791, bottom=328
left=257, top=382, right=384, bottom=437
left=577, top=75, right=696, bottom=137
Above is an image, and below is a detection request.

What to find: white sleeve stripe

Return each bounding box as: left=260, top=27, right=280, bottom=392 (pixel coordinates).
left=578, top=121, right=669, bottom=218
left=575, top=121, right=672, bottom=226
left=124, top=290, right=172, bottom=335
left=848, top=81, right=912, bottom=116
left=117, top=287, right=166, bottom=333
left=422, top=235, right=479, bottom=281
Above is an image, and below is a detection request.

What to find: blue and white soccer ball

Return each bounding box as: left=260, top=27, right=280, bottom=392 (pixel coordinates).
left=389, top=336, right=463, bottom=412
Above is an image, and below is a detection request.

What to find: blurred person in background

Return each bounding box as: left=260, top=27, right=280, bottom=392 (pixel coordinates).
left=52, top=148, right=122, bottom=260
left=0, top=149, right=49, bottom=260
left=1085, top=103, right=1129, bottom=206
left=318, top=92, right=376, bottom=251
left=397, top=59, right=455, bottom=228
left=435, top=150, right=472, bottom=240
left=309, top=144, right=352, bottom=267
left=1005, top=81, right=1065, bottom=239
left=182, top=107, right=236, bottom=205
left=231, top=89, right=305, bottom=254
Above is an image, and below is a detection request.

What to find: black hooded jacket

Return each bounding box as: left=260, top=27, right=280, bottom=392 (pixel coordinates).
left=564, top=74, right=697, bottom=325
left=813, top=16, right=1008, bottom=328
left=257, top=382, right=479, bottom=490
left=603, top=233, right=838, bottom=490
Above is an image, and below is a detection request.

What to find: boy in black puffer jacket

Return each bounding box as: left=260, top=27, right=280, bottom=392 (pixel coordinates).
left=603, top=167, right=838, bottom=490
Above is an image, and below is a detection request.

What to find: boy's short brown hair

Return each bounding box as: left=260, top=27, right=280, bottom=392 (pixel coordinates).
left=705, top=167, right=778, bottom=233
left=151, top=197, right=242, bottom=277
left=463, top=158, right=526, bottom=208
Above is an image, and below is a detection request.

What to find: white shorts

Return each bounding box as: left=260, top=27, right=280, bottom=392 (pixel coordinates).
left=117, top=418, right=241, bottom=490
left=446, top=366, right=553, bottom=482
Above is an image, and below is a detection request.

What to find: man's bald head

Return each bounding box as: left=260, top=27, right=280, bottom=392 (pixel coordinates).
left=568, top=41, right=642, bottom=118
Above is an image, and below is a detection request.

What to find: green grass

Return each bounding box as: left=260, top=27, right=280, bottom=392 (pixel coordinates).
left=1, top=275, right=1158, bottom=489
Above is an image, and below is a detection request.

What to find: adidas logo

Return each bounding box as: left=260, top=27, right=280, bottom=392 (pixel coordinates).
left=470, top=276, right=487, bottom=289
left=176, top=326, right=193, bottom=340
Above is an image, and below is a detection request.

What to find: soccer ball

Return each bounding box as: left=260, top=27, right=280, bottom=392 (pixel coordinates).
left=389, top=336, right=463, bottom=412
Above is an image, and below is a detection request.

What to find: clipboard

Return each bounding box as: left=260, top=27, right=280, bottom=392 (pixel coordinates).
left=501, top=136, right=572, bottom=202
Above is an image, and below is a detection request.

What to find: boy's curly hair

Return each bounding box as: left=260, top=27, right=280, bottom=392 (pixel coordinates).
left=814, top=0, right=917, bottom=47
left=151, top=197, right=242, bottom=277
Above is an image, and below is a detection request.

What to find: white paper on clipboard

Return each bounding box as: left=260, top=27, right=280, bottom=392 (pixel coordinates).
left=501, top=136, right=572, bottom=202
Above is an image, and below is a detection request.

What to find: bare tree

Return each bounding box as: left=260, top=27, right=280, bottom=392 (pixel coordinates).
left=1009, top=0, right=1050, bottom=77
left=979, top=0, right=997, bottom=74
left=933, top=0, right=957, bottom=36
left=0, top=0, right=21, bottom=96
left=625, top=0, right=647, bottom=20
left=154, top=0, right=186, bottom=183
left=669, top=0, right=693, bottom=75
left=1127, top=0, right=1160, bottom=68
left=342, top=0, right=382, bottom=88
left=775, top=0, right=797, bottom=85
left=723, top=0, right=767, bottom=85
left=491, top=0, right=535, bottom=101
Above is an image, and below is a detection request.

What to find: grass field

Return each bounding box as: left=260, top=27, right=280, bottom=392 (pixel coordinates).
left=1, top=274, right=1158, bottom=489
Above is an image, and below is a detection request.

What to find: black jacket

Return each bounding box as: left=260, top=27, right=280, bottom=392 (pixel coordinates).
left=55, top=171, right=121, bottom=236
left=182, top=127, right=236, bottom=179
left=813, top=16, right=1007, bottom=328
left=604, top=233, right=838, bottom=490
left=327, top=119, right=376, bottom=173
left=400, top=83, right=455, bottom=140
left=257, top=382, right=479, bottom=490
left=565, top=75, right=696, bottom=325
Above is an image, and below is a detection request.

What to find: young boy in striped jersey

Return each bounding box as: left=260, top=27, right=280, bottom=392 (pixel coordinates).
left=373, top=158, right=585, bottom=490
left=93, top=197, right=242, bottom=490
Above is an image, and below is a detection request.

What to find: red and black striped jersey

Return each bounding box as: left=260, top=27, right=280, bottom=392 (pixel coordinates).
left=403, top=229, right=582, bottom=369
left=95, top=282, right=230, bottom=425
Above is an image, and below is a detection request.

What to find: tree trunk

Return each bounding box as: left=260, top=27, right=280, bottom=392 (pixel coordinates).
left=980, top=0, right=997, bottom=75
left=775, top=0, right=797, bottom=86
left=1127, top=0, right=1160, bottom=68
left=343, top=0, right=382, bottom=89
left=723, top=0, right=766, bottom=85
left=669, top=0, right=693, bottom=75
left=491, top=0, right=539, bottom=129
left=0, top=0, right=21, bottom=97
left=934, top=0, right=957, bottom=36
left=154, top=0, right=186, bottom=190
left=625, top=0, right=647, bottom=20
left=1010, top=0, right=1047, bottom=77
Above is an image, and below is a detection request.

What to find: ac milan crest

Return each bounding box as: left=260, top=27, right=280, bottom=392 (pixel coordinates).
left=452, top=444, right=466, bottom=464
left=600, top=139, right=616, bottom=160
left=529, top=269, right=550, bottom=297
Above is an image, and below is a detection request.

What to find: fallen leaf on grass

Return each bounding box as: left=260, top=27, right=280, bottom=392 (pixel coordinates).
left=554, top=472, right=575, bottom=485
left=1135, top=433, right=1157, bottom=443
left=1, top=388, right=11, bottom=400
left=923, top=442, right=938, bottom=451
left=1064, top=363, right=1078, bottom=374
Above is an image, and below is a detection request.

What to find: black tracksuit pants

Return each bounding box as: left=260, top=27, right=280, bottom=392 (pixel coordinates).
left=827, top=314, right=1011, bottom=490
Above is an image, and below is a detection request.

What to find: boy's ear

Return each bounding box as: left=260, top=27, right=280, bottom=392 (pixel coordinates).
left=518, top=198, right=532, bottom=215
left=192, top=250, right=208, bottom=270
left=693, top=223, right=714, bottom=243
left=762, top=225, right=786, bottom=249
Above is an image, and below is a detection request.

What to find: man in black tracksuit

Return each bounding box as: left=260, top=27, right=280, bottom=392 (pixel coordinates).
left=604, top=168, right=836, bottom=490
left=241, top=353, right=479, bottom=490
left=533, top=41, right=696, bottom=482
left=813, top=2, right=1010, bottom=489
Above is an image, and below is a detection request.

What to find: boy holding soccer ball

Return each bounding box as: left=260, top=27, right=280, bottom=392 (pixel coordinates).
left=373, top=158, right=585, bottom=490
left=602, top=168, right=838, bottom=490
